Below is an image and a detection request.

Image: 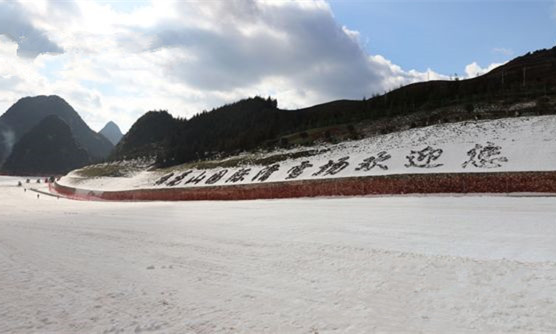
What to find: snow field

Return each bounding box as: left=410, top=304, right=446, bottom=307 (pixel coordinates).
left=1, top=176, right=556, bottom=332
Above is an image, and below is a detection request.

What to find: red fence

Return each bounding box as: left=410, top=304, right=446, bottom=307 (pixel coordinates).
left=49, top=171, right=556, bottom=201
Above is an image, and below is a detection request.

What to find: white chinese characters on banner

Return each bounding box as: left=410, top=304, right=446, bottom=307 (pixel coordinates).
left=153, top=143, right=508, bottom=187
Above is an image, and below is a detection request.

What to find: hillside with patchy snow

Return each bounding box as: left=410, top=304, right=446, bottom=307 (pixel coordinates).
left=59, top=115, right=556, bottom=192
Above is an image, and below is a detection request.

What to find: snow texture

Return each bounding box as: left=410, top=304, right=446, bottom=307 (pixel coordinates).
left=59, top=115, right=556, bottom=191
left=1, top=176, right=556, bottom=333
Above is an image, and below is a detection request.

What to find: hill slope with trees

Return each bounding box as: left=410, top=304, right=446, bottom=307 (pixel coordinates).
left=110, top=111, right=178, bottom=161
left=2, top=115, right=91, bottom=175
left=111, top=45, right=556, bottom=167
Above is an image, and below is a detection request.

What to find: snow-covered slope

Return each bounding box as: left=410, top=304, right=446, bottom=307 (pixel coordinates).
left=2, top=175, right=556, bottom=332
left=60, top=115, right=556, bottom=191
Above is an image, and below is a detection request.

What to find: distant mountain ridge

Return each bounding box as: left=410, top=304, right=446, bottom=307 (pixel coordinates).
left=0, top=95, right=113, bottom=166
left=99, top=121, right=123, bottom=145
left=2, top=115, right=91, bottom=175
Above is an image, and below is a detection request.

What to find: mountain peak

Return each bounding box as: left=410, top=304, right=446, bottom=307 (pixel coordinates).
left=99, top=121, right=123, bottom=145
left=2, top=114, right=91, bottom=175
left=0, top=95, right=113, bottom=167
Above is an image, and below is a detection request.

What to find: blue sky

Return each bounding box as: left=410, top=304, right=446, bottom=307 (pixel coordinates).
left=329, top=0, right=556, bottom=74
left=0, top=0, right=554, bottom=132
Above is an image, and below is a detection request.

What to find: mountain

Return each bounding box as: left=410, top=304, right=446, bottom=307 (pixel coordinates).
left=110, top=110, right=178, bottom=161
left=0, top=95, right=113, bottom=165
left=99, top=121, right=123, bottom=145
left=2, top=115, right=91, bottom=175
left=111, top=45, right=556, bottom=167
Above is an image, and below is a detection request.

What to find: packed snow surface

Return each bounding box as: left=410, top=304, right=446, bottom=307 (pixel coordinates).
left=60, top=115, right=556, bottom=191
left=1, top=176, right=556, bottom=333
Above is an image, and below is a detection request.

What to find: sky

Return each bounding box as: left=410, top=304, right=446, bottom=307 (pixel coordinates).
left=0, top=0, right=554, bottom=133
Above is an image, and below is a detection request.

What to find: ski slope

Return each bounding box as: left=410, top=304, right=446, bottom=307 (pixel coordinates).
left=1, top=176, right=556, bottom=333
left=59, top=115, right=556, bottom=192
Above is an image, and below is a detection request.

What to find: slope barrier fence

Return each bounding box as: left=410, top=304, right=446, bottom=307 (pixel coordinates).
left=49, top=171, right=556, bottom=201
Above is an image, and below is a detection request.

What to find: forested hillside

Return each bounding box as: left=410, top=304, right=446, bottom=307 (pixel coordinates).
left=111, top=46, right=556, bottom=167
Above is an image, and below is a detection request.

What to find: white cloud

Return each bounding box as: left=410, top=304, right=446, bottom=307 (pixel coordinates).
left=0, top=0, right=453, bottom=133
left=464, top=61, right=505, bottom=78
left=0, top=1, right=63, bottom=57
left=342, top=25, right=360, bottom=43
